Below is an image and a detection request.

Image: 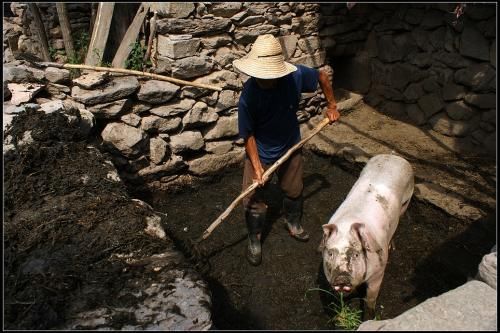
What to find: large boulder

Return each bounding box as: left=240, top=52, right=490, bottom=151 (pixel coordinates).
left=7, top=83, right=44, bottom=106
left=429, top=112, right=479, bottom=137
left=87, top=99, right=131, bottom=119
left=150, top=99, right=196, bottom=117
left=157, top=35, right=200, bottom=59
left=358, top=280, right=496, bottom=331
left=137, top=155, right=185, bottom=177
left=208, top=3, right=242, bottom=17
left=101, top=122, right=148, bottom=158
left=141, top=115, right=182, bottom=133
left=182, top=101, right=219, bottom=129
left=156, top=17, right=231, bottom=36
left=476, top=246, right=497, bottom=290
left=150, top=3, right=194, bottom=18
left=169, top=131, right=204, bottom=153
left=72, top=76, right=139, bottom=105
left=459, top=21, right=490, bottom=61
left=203, top=114, right=239, bottom=140
left=137, top=80, right=180, bottom=104
left=188, top=149, right=244, bottom=176
left=44, top=67, right=71, bottom=84
left=454, top=63, right=495, bottom=92
left=149, top=136, right=169, bottom=165
left=417, top=93, right=444, bottom=120
left=172, top=55, right=214, bottom=80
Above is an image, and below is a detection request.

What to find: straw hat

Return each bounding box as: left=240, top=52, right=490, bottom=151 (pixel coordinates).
left=233, top=34, right=297, bottom=79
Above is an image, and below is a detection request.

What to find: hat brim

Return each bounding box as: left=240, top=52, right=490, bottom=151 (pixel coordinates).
left=233, top=58, right=297, bottom=79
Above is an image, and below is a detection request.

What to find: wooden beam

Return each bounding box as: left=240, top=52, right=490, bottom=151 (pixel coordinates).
left=28, top=3, right=51, bottom=61
left=143, top=11, right=157, bottom=65
left=111, top=3, right=150, bottom=69
left=56, top=3, right=75, bottom=60
left=88, top=3, right=98, bottom=41
left=85, top=2, right=115, bottom=66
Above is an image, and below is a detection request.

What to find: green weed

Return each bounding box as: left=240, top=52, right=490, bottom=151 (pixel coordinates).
left=72, top=31, right=90, bottom=62
left=306, top=287, right=363, bottom=330
left=125, top=41, right=150, bottom=71
left=48, top=46, right=57, bottom=59
left=91, top=48, right=111, bottom=67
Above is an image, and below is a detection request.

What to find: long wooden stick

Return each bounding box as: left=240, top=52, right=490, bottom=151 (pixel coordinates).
left=200, top=96, right=363, bottom=241
left=38, top=62, right=222, bottom=91
left=201, top=117, right=331, bottom=240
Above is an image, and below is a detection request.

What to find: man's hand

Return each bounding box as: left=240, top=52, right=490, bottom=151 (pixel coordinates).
left=326, top=102, right=340, bottom=124
left=318, top=70, right=340, bottom=124
left=253, top=164, right=266, bottom=187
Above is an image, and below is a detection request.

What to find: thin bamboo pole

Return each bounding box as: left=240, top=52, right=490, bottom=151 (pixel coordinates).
left=40, top=62, right=222, bottom=91
left=199, top=96, right=362, bottom=241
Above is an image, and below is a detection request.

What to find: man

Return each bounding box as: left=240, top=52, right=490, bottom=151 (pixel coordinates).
left=232, top=34, right=340, bottom=266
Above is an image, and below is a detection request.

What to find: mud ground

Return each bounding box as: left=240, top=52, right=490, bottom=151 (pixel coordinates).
left=143, top=151, right=496, bottom=330
left=3, top=110, right=174, bottom=330
left=3, top=107, right=495, bottom=330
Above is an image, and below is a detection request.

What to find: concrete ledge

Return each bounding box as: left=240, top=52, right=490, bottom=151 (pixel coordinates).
left=358, top=280, right=497, bottom=331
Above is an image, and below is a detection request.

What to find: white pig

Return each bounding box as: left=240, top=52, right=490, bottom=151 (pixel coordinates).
left=318, top=154, right=414, bottom=319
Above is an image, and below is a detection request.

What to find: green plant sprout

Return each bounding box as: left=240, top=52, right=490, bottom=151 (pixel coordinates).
left=305, top=287, right=363, bottom=330
left=125, top=41, right=149, bottom=71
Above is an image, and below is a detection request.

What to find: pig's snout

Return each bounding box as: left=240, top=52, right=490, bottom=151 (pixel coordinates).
left=332, top=275, right=353, bottom=293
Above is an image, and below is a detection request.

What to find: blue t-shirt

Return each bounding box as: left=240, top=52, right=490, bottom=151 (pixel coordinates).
left=238, top=64, right=319, bottom=164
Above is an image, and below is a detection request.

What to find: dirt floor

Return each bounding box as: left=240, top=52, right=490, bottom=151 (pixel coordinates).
left=3, top=101, right=496, bottom=330
left=143, top=151, right=496, bottom=330
left=3, top=110, right=174, bottom=330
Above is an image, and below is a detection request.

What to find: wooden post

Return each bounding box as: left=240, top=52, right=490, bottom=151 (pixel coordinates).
left=85, top=2, right=115, bottom=66
left=111, top=3, right=150, bottom=69
left=56, top=3, right=75, bottom=60
left=28, top=3, right=51, bottom=61
left=89, top=3, right=98, bottom=39
left=143, top=11, right=157, bottom=65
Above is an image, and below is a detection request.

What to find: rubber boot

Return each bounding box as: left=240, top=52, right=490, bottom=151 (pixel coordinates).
left=245, top=207, right=266, bottom=266
left=283, top=195, right=309, bottom=242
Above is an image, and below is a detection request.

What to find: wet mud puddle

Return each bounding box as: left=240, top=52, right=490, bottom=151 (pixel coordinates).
left=145, top=151, right=496, bottom=330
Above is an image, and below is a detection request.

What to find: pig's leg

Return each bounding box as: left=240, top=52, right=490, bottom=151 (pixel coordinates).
left=363, top=271, right=385, bottom=320
left=389, top=238, right=396, bottom=251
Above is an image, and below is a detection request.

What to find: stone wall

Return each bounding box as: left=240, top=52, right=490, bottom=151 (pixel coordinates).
left=3, top=3, right=496, bottom=193
left=3, top=2, right=332, bottom=192
left=317, top=3, right=496, bottom=155
left=3, top=3, right=92, bottom=63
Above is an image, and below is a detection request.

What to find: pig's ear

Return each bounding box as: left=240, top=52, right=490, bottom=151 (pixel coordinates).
left=351, top=222, right=383, bottom=253
left=318, top=224, right=337, bottom=252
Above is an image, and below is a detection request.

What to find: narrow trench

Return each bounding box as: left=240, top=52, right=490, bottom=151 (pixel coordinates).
left=139, top=150, right=496, bottom=330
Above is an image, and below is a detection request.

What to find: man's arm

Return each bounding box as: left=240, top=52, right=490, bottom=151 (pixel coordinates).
left=245, top=135, right=266, bottom=186
left=318, top=70, right=340, bottom=124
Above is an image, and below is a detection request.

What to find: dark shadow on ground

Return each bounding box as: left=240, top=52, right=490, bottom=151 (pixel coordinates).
left=206, top=277, right=264, bottom=330
left=407, top=208, right=497, bottom=303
